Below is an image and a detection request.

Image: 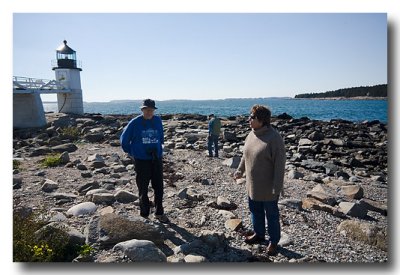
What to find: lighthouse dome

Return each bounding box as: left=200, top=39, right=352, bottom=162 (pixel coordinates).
left=56, top=40, right=75, bottom=54
left=52, top=40, right=81, bottom=70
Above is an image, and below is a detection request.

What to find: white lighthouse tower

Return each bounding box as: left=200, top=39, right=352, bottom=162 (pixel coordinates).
left=52, top=40, right=84, bottom=114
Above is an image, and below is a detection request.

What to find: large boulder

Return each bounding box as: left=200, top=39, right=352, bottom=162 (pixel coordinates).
left=337, top=220, right=387, bottom=251
left=306, top=184, right=338, bottom=206
left=113, top=239, right=167, bottom=262
left=66, top=202, right=97, bottom=217
left=51, top=143, right=78, bottom=153
left=85, top=213, right=163, bottom=247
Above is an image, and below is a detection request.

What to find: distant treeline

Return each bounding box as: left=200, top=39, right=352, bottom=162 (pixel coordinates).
left=294, top=84, right=387, bottom=98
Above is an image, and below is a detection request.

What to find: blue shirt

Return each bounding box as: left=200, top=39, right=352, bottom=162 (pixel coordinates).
left=120, top=115, right=164, bottom=160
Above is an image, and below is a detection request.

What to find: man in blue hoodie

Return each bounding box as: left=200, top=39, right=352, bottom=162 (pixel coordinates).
left=120, top=99, right=168, bottom=223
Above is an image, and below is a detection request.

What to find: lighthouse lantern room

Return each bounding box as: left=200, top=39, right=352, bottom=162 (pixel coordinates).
left=52, top=40, right=84, bottom=114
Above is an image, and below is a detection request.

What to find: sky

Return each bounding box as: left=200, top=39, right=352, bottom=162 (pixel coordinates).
left=2, top=1, right=399, bottom=274
left=12, top=13, right=387, bottom=102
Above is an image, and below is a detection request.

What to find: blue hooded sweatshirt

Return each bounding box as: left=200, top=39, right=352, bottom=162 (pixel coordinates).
left=120, top=115, right=164, bottom=160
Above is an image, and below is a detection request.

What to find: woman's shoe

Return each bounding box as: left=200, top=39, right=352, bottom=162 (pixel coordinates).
left=244, top=233, right=265, bottom=244
left=267, top=243, right=278, bottom=256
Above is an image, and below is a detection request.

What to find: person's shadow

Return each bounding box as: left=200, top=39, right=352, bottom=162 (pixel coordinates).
left=156, top=222, right=197, bottom=257
left=276, top=246, right=304, bottom=260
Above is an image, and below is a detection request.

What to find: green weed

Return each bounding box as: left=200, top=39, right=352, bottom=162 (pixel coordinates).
left=40, top=154, right=62, bottom=168
left=13, top=159, right=21, bottom=170
left=13, top=207, right=84, bottom=262
left=59, top=127, right=81, bottom=140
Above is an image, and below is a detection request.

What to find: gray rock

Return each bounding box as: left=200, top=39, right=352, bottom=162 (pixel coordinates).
left=184, top=254, right=208, bottom=263
left=41, top=179, right=59, bottom=192
left=216, top=196, right=237, bottom=210
left=87, top=153, right=104, bottom=162
left=49, top=212, right=67, bottom=222
left=338, top=202, right=368, bottom=219
left=51, top=192, right=78, bottom=201
left=86, top=188, right=110, bottom=197
left=278, top=231, right=293, bottom=247
left=113, top=239, right=167, bottom=262
left=114, top=190, right=138, bottom=203
left=52, top=143, right=78, bottom=153
left=13, top=177, right=22, bottom=189
left=340, top=185, right=364, bottom=199
left=324, top=163, right=339, bottom=176
left=59, top=151, right=70, bottom=164
left=222, top=156, right=242, bottom=169
left=30, top=146, right=52, bottom=157
left=81, top=171, right=93, bottom=178
left=86, top=213, right=163, bottom=247
left=112, top=165, right=127, bottom=173
left=84, top=133, right=105, bottom=143
left=173, top=239, right=204, bottom=255
left=93, top=167, right=110, bottom=174
left=359, top=198, right=387, bottom=216
left=92, top=193, right=116, bottom=205
left=298, top=138, right=313, bottom=146
left=223, top=131, right=238, bottom=142
left=77, top=163, right=88, bottom=170
left=217, top=210, right=236, bottom=219
left=78, top=181, right=100, bottom=195
left=225, top=219, right=242, bottom=231
left=279, top=199, right=303, bottom=210
left=307, top=184, right=337, bottom=206
left=308, top=131, right=324, bottom=141
left=199, top=230, right=226, bottom=248
left=330, top=139, right=346, bottom=146
left=35, top=222, right=85, bottom=247
left=66, top=202, right=97, bottom=217
left=186, top=189, right=205, bottom=201
left=287, top=170, right=304, bottom=179
left=177, top=188, right=188, bottom=199
left=337, top=220, right=387, bottom=251
left=34, top=171, right=46, bottom=177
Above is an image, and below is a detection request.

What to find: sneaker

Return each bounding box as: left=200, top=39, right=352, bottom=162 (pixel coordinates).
left=155, top=214, right=169, bottom=223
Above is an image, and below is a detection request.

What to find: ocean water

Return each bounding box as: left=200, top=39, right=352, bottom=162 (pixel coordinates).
left=43, top=98, right=388, bottom=123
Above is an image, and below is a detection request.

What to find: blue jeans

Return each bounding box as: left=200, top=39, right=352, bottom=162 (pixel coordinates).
left=207, top=134, right=219, bottom=157
left=248, top=197, right=281, bottom=244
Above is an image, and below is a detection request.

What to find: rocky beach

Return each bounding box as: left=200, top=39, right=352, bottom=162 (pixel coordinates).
left=13, top=112, right=388, bottom=263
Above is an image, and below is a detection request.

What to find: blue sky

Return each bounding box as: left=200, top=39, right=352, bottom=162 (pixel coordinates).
left=13, top=13, right=387, bottom=102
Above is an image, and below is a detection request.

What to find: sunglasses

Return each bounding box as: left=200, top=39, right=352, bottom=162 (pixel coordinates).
left=249, top=115, right=256, bottom=120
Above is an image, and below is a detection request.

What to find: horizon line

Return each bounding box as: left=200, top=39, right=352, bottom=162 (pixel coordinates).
left=42, top=96, right=294, bottom=104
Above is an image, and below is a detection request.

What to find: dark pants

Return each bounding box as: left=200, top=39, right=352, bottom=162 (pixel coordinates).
left=208, top=134, right=219, bottom=157
left=134, top=158, right=164, bottom=217
left=248, top=197, right=281, bottom=244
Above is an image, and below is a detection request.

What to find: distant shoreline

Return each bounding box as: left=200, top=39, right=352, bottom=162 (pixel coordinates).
left=294, top=96, right=387, bottom=101
left=42, top=97, right=387, bottom=104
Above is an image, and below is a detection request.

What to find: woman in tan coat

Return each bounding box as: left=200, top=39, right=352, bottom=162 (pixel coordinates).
left=234, top=105, right=286, bottom=256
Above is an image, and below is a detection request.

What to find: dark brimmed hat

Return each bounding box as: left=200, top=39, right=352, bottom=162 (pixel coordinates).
left=141, top=99, right=157, bottom=110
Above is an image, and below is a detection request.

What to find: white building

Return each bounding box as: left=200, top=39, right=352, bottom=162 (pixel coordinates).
left=13, top=40, right=84, bottom=128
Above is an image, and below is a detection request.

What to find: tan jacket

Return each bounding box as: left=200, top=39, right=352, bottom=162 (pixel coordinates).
left=237, top=126, right=286, bottom=201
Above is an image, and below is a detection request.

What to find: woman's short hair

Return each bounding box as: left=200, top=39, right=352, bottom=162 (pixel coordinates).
left=251, top=105, right=271, bottom=127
